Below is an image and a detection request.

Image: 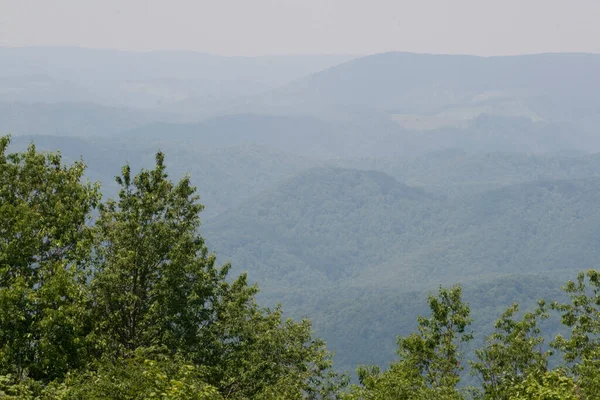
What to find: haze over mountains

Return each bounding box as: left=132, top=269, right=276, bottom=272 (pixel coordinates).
left=0, top=47, right=355, bottom=113
left=3, top=46, right=600, bottom=373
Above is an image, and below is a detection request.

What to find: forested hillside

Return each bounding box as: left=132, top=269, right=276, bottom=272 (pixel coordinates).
left=206, top=167, right=600, bottom=288
left=202, top=166, right=600, bottom=370
left=7, top=135, right=600, bottom=373
left=3, top=137, right=600, bottom=399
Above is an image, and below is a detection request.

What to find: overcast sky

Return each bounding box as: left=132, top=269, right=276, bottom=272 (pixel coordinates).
left=1, top=0, right=599, bottom=56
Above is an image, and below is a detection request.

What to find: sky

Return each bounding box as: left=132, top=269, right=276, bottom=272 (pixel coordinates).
left=1, top=0, right=599, bottom=56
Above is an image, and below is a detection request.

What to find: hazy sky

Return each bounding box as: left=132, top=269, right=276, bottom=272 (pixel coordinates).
left=1, top=0, right=599, bottom=56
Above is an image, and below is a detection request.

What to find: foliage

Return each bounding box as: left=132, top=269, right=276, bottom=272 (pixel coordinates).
left=346, top=276, right=600, bottom=399
left=508, top=370, right=579, bottom=400
left=551, top=269, right=600, bottom=399
left=0, top=136, right=99, bottom=382
left=470, top=302, right=550, bottom=399
left=551, top=270, right=600, bottom=364
left=0, top=136, right=343, bottom=398
left=349, top=285, right=472, bottom=399
left=60, top=349, right=222, bottom=400
left=90, top=151, right=228, bottom=357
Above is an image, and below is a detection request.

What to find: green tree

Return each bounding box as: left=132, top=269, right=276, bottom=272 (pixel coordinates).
left=470, top=302, right=550, bottom=399
left=58, top=348, right=222, bottom=400
left=349, top=285, right=472, bottom=399
left=89, top=152, right=344, bottom=398
left=0, top=136, right=99, bottom=382
left=202, top=303, right=341, bottom=399
left=552, top=270, right=600, bottom=364
left=90, top=152, right=231, bottom=357
left=508, top=370, right=579, bottom=400
left=551, top=269, right=600, bottom=399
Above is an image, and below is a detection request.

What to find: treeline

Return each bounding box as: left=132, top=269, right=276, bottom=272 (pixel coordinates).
left=1, top=135, right=600, bottom=399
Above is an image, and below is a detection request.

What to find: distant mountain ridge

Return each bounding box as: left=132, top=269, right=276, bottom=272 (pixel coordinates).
left=0, top=47, right=356, bottom=112
left=271, top=52, right=600, bottom=115
left=4, top=49, right=599, bottom=155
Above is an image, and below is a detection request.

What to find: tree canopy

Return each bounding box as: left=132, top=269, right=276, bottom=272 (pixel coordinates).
left=0, top=135, right=344, bottom=399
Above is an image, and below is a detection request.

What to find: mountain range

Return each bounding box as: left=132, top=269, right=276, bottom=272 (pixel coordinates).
left=3, top=47, right=600, bottom=374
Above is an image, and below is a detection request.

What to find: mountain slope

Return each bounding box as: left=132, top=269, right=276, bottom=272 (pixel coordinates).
left=204, top=167, right=434, bottom=285
left=206, top=168, right=600, bottom=290
left=203, top=167, right=600, bottom=372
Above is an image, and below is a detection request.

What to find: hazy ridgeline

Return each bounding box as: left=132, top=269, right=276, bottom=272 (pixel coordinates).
left=2, top=47, right=600, bottom=382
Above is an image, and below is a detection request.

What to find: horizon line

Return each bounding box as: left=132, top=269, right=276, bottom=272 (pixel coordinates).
left=1, top=44, right=599, bottom=59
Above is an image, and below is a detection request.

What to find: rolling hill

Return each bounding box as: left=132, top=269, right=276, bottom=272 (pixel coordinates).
left=7, top=135, right=318, bottom=218
left=203, top=165, right=600, bottom=371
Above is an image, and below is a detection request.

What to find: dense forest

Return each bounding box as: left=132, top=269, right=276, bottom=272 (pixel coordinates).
left=2, top=136, right=600, bottom=399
